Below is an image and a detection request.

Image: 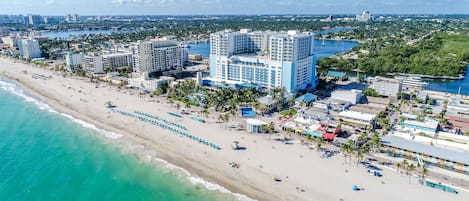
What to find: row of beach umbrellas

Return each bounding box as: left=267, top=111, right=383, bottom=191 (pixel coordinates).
left=110, top=109, right=221, bottom=150
left=135, top=110, right=187, bottom=130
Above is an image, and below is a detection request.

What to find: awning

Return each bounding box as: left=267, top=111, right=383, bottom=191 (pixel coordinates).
left=304, top=130, right=323, bottom=138
left=323, top=133, right=336, bottom=140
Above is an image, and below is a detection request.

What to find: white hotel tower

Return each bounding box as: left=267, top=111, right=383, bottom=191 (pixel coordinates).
left=209, top=29, right=316, bottom=92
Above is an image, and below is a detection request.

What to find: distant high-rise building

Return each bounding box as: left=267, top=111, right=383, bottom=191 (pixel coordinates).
left=27, top=14, right=43, bottom=25
left=19, top=39, right=42, bottom=59
left=356, top=11, right=372, bottom=22
left=72, top=14, right=78, bottom=22
left=209, top=29, right=317, bottom=92
left=135, top=39, right=187, bottom=74
left=65, top=14, right=72, bottom=23
left=43, top=17, right=59, bottom=24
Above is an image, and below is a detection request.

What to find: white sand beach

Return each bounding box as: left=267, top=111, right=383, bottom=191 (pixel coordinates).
left=1, top=57, right=467, bottom=201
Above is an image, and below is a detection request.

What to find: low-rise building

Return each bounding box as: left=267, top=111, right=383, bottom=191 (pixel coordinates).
left=395, top=76, right=428, bottom=91
left=258, top=93, right=295, bottom=112
left=338, top=110, right=375, bottom=129
left=402, top=118, right=439, bottom=135
left=189, top=54, right=203, bottom=61
left=127, top=74, right=174, bottom=92
left=381, top=135, right=469, bottom=175
left=246, top=119, right=267, bottom=133
left=370, top=76, right=402, bottom=97
left=331, top=89, right=362, bottom=105
left=295, top=93, right=317, bottom=106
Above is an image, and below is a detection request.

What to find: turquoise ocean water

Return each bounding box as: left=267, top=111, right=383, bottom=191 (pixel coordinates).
left=0, top=79, right=245, bottom=201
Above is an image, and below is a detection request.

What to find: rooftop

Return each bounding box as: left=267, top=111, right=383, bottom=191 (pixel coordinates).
left=403, top=118, right=439, bottom=129
left=382, top=135, right=469, bottom=165
left=247, top=119, right=266, bottom=126
left=338, top=110, right=375, bottom=122
left=296, top=93, right=317, bottom=103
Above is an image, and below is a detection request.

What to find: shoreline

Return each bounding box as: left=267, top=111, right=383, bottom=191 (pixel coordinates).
left=0, top=59, right=278, bottom=201
left=2, top=57, right=468, bottom=201
left=0, top=75, right=267, bottom=201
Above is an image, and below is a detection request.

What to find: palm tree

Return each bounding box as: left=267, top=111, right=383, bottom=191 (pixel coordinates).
left=420, top=166, right=428, bottom=182
left=370, top=133, right=381, bottom=153
left=407, top=163, right=416, bottom=184
left=201, top=109, right=209, bottom=118
left=223, top=113, right=230, bottom=129
left=316, top=137, right=324, bottom=152
left=340, top=144, right=349, bottom=164
left=217, top=114, right=224, bottom=124
left=355, top=149, right=363, bottom=166
left=396, top=162, right=402, bottom=174
left=168, top=99, right=174, bottom=107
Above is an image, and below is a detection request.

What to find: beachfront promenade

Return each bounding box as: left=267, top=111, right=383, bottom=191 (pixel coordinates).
left=112, top=109, right=221, bottom=150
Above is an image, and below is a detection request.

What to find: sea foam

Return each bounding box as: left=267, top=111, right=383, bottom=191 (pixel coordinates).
left=1, top=79, right=254, bottom=201
left=0, top=79, right=123, bottom=139
left=151, top=157, right=257, bottom=201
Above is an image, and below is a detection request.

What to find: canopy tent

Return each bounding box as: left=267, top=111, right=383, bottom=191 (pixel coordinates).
left=323, top=133, right=336, bottom=140
left=304, top=130, right=323, bottom=138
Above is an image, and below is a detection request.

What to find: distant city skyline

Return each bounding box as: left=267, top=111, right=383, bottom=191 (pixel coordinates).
left=2, top=0, right=469, bottom=16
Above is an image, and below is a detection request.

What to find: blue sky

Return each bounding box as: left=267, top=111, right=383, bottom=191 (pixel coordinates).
left=1, top=0, right=468, bottom=15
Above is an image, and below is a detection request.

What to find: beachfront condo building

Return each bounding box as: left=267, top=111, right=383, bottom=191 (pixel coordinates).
left=83, top=53, right=104, bottom=74
left=18, top=39, right=42, bottom=59
left=103, top=52, right=133, bottom=72
left=209, top=29, right=317, bottom=93
left=133, top=39, right=188, bottom=74
left=65, top=51, right=83, bottom=71
left=82, top=52, right=133, bottom=74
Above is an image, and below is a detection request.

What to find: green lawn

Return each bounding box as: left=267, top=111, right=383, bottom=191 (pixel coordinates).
left=441, top=34, right=469, bottom=53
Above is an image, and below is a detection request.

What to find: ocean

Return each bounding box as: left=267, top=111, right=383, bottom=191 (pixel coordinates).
left=0, top=79, right=247, bottom=201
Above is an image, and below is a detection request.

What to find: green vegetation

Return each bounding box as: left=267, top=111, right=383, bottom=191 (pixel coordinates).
left=169, top=79, right=262, bottom=113
left=318, top=33, right=469, bottom=76
left=280, top=108, right=297, bottom=117
left=363, top=88, right=380, bottom=97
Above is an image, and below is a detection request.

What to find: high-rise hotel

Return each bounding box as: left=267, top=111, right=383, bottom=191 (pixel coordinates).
left=209, top=29, right=316, bottom=92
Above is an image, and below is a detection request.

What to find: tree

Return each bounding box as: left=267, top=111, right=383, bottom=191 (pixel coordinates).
left=217, top=114, right=224, bottom=123
left=396, top=162, right=402, bottom=174
left=201, top=109, right=209, bottom=118
left=316, top=137, right=324, bottom=152
left=370, top=133, right=381, bottom=153
left=222, top=113, right=230, bottom=129
left=363, top=88, right=380, bottom=97
left=355, top=150, right=364, bottom=166
left=407, top=163, right=416, bottom=184
left=169, top=99, right=174, bottom=106
left=420, top=166, right=428, bottom=184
